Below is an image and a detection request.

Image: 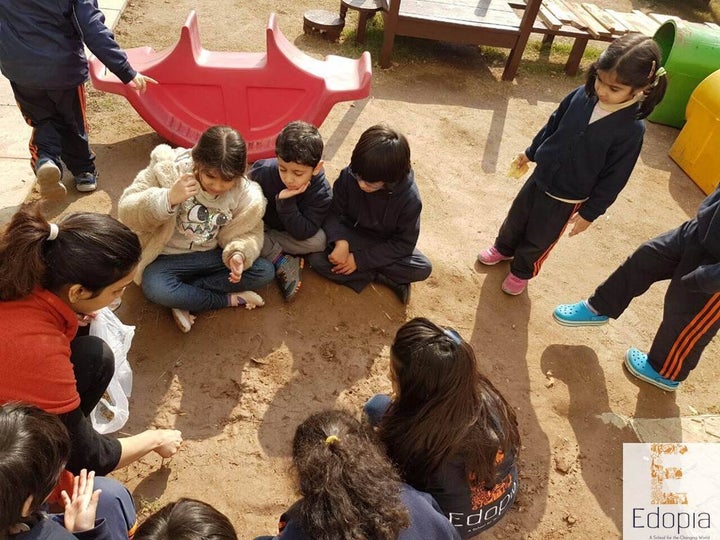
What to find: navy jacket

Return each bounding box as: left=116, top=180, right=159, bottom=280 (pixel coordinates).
left=0, top=0, right=135, bottom=89
left=273, top=484, right=460, bottom=540
left=526, top=86, right=645, bottom=222
left=682, top=185, right=720, bottom=293
left=11, top=515, right=111, bottom=540
left=324, top=167, right=422, bottom=271
left=249, top=158, right=332, bottom=239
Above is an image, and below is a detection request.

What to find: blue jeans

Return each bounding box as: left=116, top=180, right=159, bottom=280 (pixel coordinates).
left=364, top=393, right=392, bottom=426
left=142, top=249, right=274, bottom=312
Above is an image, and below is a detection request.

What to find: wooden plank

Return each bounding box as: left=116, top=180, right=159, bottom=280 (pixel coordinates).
left=576, top=4, right=612, bottom=36
left=582, top=3, right=625, bottom=34
left=603, top=9, right=632, bottom=34
left=560, top=1, right=593, bottom=32
left=605, top=9, right=639, bottom=33
left=539, top=4, right=562, bottom=29
left=545, top=0, right=574, bottom=24
left=632, top=10, right=661, bottom=35
left=648, top=13, right=679, bottom=25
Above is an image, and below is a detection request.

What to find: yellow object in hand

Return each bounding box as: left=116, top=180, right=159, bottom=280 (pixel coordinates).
left=507, top=156, right=529, bottom=179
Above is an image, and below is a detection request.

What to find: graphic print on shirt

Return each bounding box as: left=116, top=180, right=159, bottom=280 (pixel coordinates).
left=176, top=197, right=230, bottom=246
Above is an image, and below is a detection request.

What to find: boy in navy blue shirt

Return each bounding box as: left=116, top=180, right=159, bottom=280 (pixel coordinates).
left=249, top=121, right=332, bottom=301
left=307, top=124, right=432, bottom=304
left=0, top=0, right=155, bottom=197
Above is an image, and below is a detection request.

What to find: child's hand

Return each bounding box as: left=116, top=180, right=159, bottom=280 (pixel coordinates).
left=131, top=73, right=158, bottom=94
left=568, top=213, right=592, bottom=236
left=329, top=240, right=350, bottom=265
left=332, top=253, right=357, bottom=275
left=228, top=253, right=245, bottom=283
left=278, top=182, right=310, bottom=200
left=153, top=429, right=183, bottom=458
left=61, top=469, right=100, bottom=533
left=169, top=175, right=200, bottom=206
left=515, top=152, right=530, bottom=167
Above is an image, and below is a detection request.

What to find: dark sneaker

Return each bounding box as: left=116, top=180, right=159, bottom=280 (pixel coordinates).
left=74, top=171, right=98, bottom=192
left=35, top=159, right=67, bottom=199
left=276, top=255, right=304, bottom=301
left=375, top=273, right=411, bottom=305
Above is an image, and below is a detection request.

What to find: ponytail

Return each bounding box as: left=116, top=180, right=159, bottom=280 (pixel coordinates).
left=0, top=205, right=141, bottom=301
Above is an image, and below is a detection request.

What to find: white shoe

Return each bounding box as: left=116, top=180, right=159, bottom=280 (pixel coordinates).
left=35, top=160, right=67, bottom=199
left=171, top=308, right=195, bottom=333
left=232, top=291, right=265, bottom=310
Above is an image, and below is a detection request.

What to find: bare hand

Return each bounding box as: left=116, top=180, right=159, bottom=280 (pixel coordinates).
left=332, top=253, right=357, bottom=275
left=62, top=470, right=100, bottom=533
left=278, top=182, right=310, bottom=200
left=131, top=73, right=158, bottom=94
left=568, top=213, right=592, bottom=236
left=168, top=174, right=200, bottom=206
left=328, top=240, right=350, bottom=265
left=228, top=253, right=245, bottom=283
left=515, top=152, right=530, bottom=167
left=153, top=429, right=183, bottom=459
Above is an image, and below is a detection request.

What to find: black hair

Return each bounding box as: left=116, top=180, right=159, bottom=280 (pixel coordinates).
left=381, top=318, right=521, bottom=488
left=0, top=205, right=141, bottom=301
left=349, top=124, right=411, bottom=188
left=191, top=126, right=247, bottom=181
left=292, top=409, right=410, bottom=540
left=275, top=120, right=324, bottom=167
left=0, top=403, right=70, bottom=537
left=134, top=498, right=237, bottom=540
left=585, top=33, right=667, bottom=119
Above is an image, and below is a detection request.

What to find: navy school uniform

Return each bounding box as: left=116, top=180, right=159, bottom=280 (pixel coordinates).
left=307, top=167, right=432, bottom=292
left=589, top=184, right=720, bottom=381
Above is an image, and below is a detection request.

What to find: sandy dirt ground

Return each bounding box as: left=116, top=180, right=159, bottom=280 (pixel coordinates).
left=32, top=0, right=720, bottom=537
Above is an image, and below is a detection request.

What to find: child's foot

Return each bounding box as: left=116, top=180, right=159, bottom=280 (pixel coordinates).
left=624, top=347, right=679, bottom=391
left=375, top=273, right=411, bottom=304
left=275, top=255, right=304, bottom=301
left=171, top=308, right=195, bottom=333
left=477, top=245, right=512, bottom=265
left=229, top=291, right=265, bottom=310
left=501, top=273, right=527, bottom=295
left=74, top=171, right=98, bottom=193
left=553, top=300, right=609, bottom=326
left=35, top=159, right=67, bottom=199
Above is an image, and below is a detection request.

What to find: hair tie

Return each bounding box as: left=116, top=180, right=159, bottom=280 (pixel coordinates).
left=325, top=435, right=340, bottom=446
left=47, top=223, right=59, bottom=241
left=651, top=66, right=667, bottom=88
left=443, top=328, right=462, bottom=345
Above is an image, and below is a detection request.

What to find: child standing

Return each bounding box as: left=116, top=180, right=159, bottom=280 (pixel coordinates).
left=119, top=126, right=274, bottom=333
left=254, top=409, right=460, bottom=540
left=0, top=207, right=182, bottom=475
left=0, top=0, right=156, bottom=197
left=477, top=34, right=667, bottom=295
left=553, top=184, right=720, bottom=392
left=249, top=121, right=332, bottom=301
left=365, top=318, right=521, bottom=539
left=307, top=125, right=432, bottom=305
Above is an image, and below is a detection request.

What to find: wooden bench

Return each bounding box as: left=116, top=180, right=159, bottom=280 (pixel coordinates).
left=379, top=0, right=543, bottom=81
left=517, top=1, right=718, bottom=75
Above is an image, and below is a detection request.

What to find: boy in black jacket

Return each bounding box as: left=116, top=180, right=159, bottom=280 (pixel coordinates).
left=553, top=183, right=720, bottom=391
left=307, top=125, right=432, bottom=304
left=249, top=121, right=332, bottom=301
left=0, top=0, right=154, bottom=197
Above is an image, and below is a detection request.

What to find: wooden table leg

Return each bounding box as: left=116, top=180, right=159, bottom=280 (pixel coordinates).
left=565, top=36, right=588, bottom=76
left=356, top=12, right=372, bottom=43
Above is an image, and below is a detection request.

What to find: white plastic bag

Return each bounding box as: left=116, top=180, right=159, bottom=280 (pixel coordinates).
left=89, top=307, right=135, bottom=434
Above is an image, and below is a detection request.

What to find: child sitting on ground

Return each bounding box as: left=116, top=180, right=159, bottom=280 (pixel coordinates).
left=254, top=409, right=460, bottom=540
left=119, top=125, right=274, bottom=333
left=477, top=34, right=667, bottom=296
left=365, top=318, right=521, bottom=539
left=249, top=121, right=332, bottom=301
left=135, top=498, right=237, bottom=540
left=0, top=403, right=137, bottom=540
left=307, top=124, right=432, bottom=304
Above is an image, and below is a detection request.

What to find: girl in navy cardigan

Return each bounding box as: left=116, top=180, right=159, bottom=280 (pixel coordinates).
left=477, top=34, right=667, bottom=296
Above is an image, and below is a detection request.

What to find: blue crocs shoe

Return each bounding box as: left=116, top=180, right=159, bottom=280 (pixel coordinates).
left=553, top=301, right=609, bottom=326
left=624, top=347, right=679, bottom=392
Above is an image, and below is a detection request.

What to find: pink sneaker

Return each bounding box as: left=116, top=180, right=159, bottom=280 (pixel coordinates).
left=477, top=246, right=513, bottom=265
left=502, top=273, right=527, bottom=295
